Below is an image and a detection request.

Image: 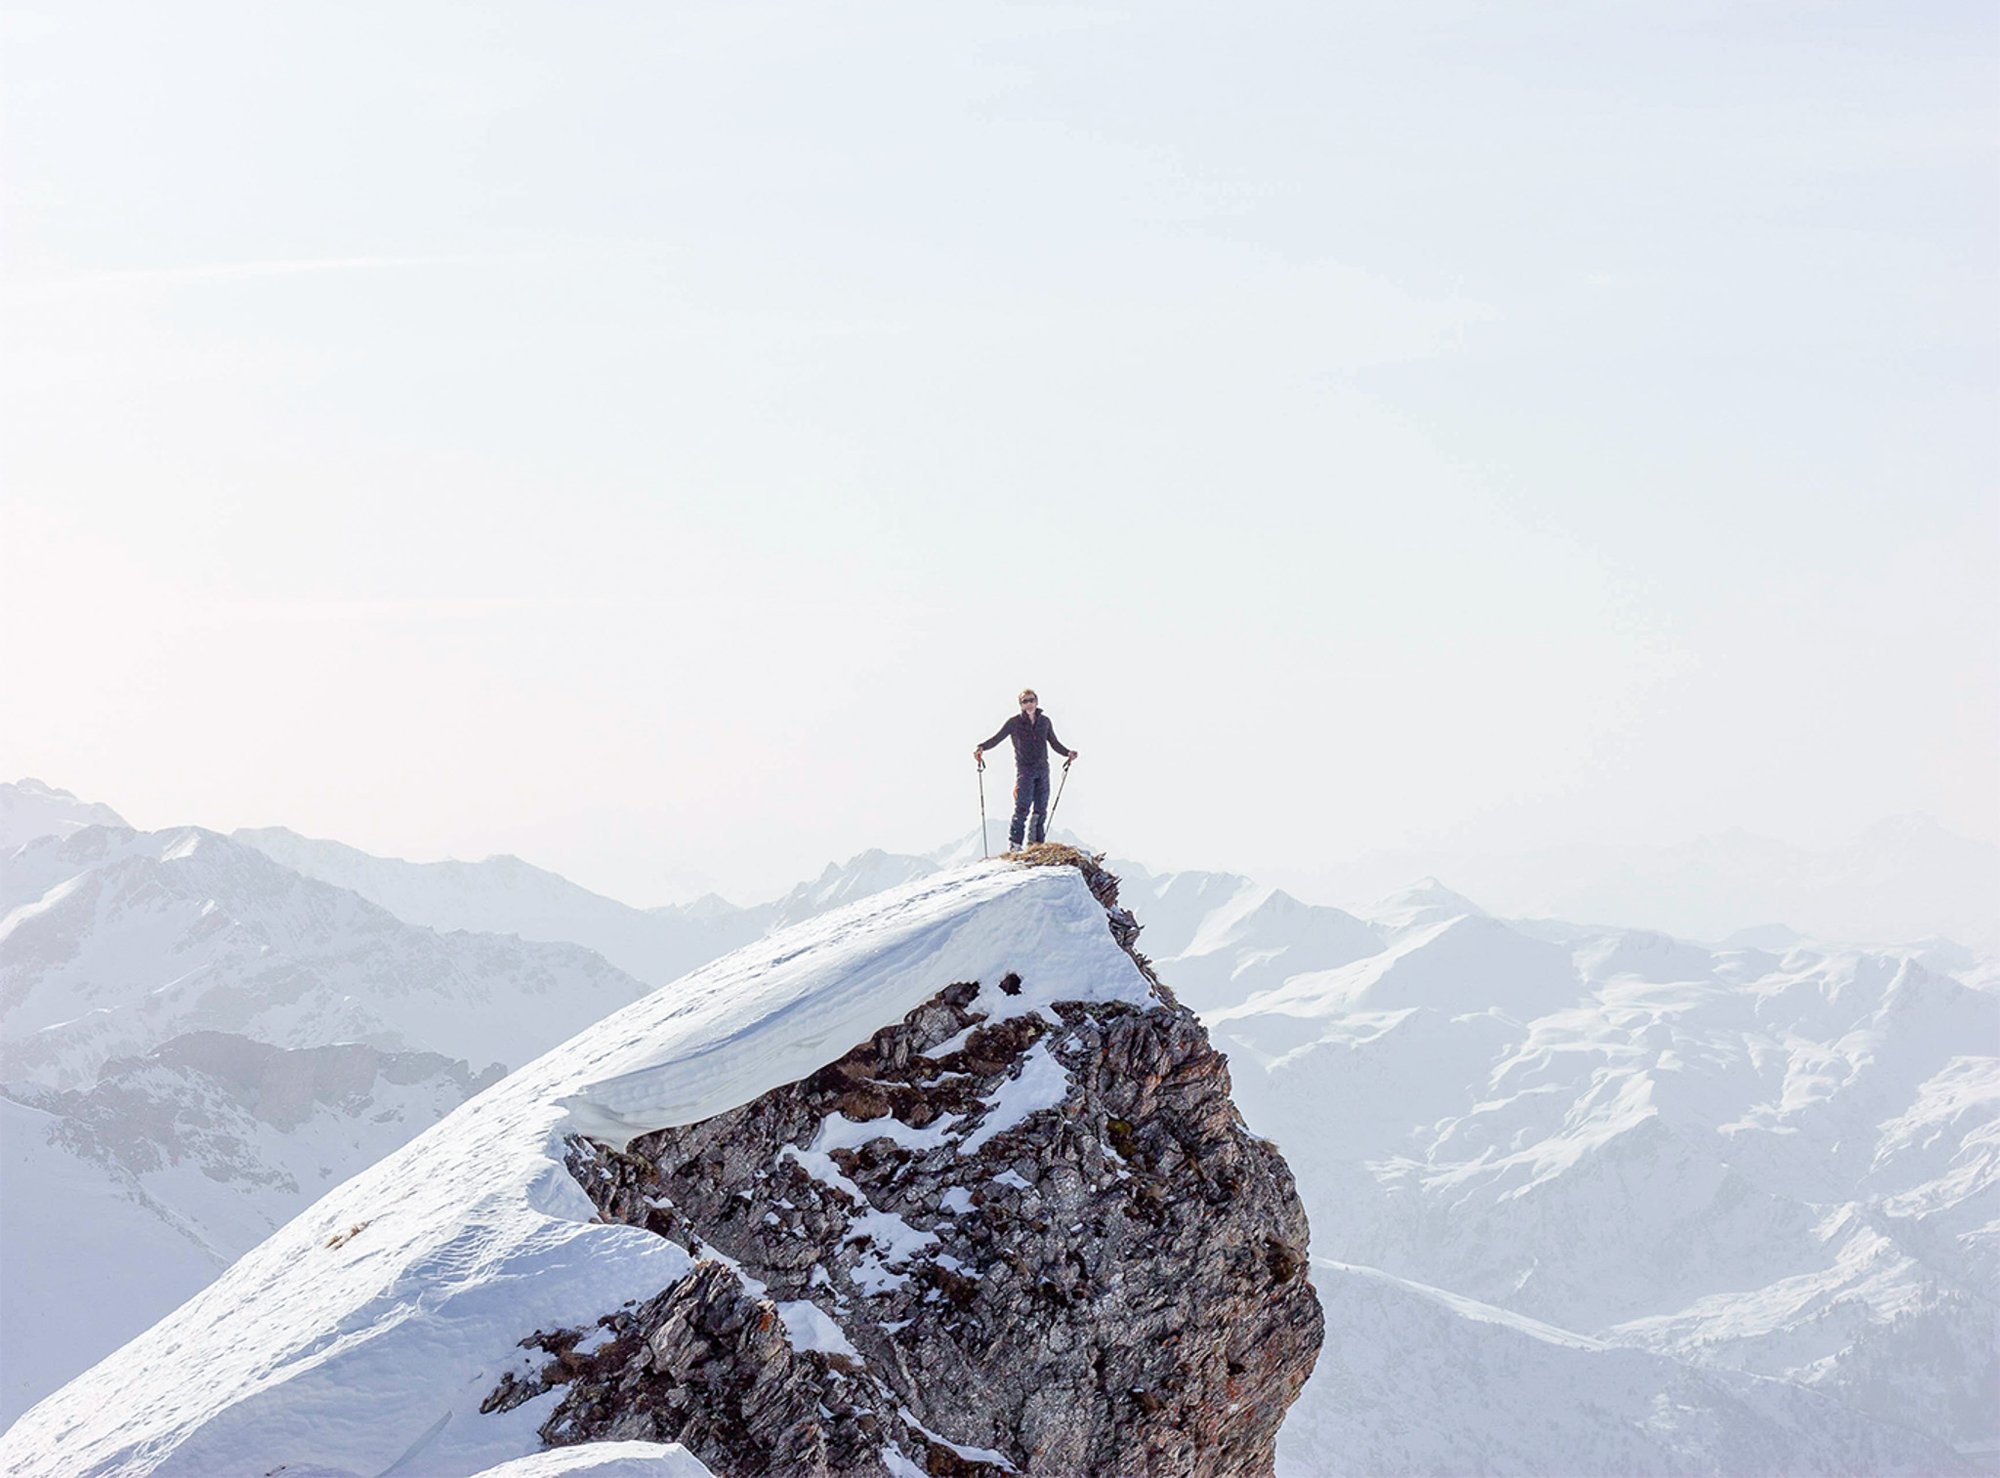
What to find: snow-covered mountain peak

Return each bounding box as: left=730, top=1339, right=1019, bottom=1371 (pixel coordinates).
left=0, top=779, right=128, bottom=853
left=1209, top=890, right=1999, bottom=1465
left=558, top=859, right=1155, bottom=1147
left=1206, top=913, right=1581, bottom=1047
left=667, top=891, right=742, bottom=921
left=763, top=846, right=942, bottom=930
left=232, top=824, right=771, bottom=986
left=1572, top=927, right=1722, bottom=985
left=0, top=823, right=655, bottom=1091
left=236, top=826, right=587, bottom=900
left=1723, top=921, right=1806, bottom=950
left=1353, top=913, right=1579, bottom=1016
left=4, top=852, right=1321, bottom=1478
left=1367, top=875, right=1488, bottom=931
left=5, top=797, right=1993, bottom=1471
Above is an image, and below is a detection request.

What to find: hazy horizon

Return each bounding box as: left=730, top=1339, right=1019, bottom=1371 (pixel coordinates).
left=5, top=2, right=1994, bottom=912
left=12, top=775, right=1995, bottom=960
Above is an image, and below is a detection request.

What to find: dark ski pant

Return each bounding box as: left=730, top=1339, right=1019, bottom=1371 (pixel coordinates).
left=1010, top=769, right=1050, bottom=849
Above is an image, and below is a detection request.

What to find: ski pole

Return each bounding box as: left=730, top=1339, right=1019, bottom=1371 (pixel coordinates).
left=1045, top=753, right=1074, bottom=838
left=976, top=754, right=989, bottom=859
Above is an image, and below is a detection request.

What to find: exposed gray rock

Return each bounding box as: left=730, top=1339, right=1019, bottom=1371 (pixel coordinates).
left=493, top=849, right=1322, bottom=1476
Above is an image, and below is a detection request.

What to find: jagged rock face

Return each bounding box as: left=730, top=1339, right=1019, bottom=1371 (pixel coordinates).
left=495, top=854, right=1322, bottom=1477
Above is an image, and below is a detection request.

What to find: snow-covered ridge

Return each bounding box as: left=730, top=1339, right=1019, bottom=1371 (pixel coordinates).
left=1328, top=816, right=2000, bottom=955
left=1213, top=905, right=2000, bottom=1466
left=0, top=823, right=653, bottom=1089
left=4, top=782, right=1995, bottom=1472
left=1284, top=1259, right=1968, bottom=1476
left=0, top=816, right=666, bottom=1424
left=557, top=861, right=1153, bottom=1147
left=0, top=780, right=126, bottom=854
left=234, top=826, right=768, bottom=986
left=0, top=860, right=1176, bottom=1477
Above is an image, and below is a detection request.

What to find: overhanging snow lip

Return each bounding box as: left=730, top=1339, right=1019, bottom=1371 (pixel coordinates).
left=556, top=858, right=1159, bottom=1149
left=0, top=849, right=1223, bottom=1478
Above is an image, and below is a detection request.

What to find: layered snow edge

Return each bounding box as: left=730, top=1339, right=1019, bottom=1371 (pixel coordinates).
left=0, top=857, right=1162, bottom=1478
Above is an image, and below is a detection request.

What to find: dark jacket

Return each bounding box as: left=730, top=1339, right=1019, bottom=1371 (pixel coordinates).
left=978, top=711, right=1071, bottom=774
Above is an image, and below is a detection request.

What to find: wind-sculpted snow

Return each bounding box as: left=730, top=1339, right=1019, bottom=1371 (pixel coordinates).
left=469, top=1444, right=714, bottom=1477
left=538, top=847, right=1320, bottom=1474
left=559, top=862, right=1153, bottom=1147
left=0, top=861, right=1196, bottom=1478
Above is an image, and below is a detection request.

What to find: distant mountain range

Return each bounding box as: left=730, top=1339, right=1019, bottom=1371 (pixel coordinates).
left=2, top=779, right=1994, bottom=1471
left=233, top=824, right=769, bottom=987
left=0, top=779, right=126, bottom=852
left=3, top=854, right=1965, bottom=1478
left=2, top=1034, right=499, bottom=1413
left=1326, top=814, right=2000, bottom=955
left=0, top=823, right=654, bottom=1090
left=1207, top=905, right=1999, bottom=1462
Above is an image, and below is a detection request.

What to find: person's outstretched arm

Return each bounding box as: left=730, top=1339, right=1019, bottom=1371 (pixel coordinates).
left=973, top=715, right=1016, bottom=761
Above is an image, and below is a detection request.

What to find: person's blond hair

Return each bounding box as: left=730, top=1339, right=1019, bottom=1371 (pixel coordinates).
left=1018, top=688, right=1038, bottom=704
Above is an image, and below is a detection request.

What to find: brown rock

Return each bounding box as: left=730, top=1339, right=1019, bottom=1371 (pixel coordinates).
left=491, top=850, right=1322, bottom=1476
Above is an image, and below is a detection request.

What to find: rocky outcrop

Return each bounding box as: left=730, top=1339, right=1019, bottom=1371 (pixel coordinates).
left=490, top=849, right=1322, bottom=1476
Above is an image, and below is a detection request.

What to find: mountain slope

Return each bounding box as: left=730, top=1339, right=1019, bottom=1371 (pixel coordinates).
left=6, top=796, right=1994, bottom=1471
left=2, top=855, right=1320, bottom=1478
left=0, top=1034, right=499, bottom=1425
left=1207, top=894, right=2000, bottom=1463
left=1106, top=863, right=1382, bottom=1014
left=0, top=824, right=665, bottom=1423
left=0, top=1096, right=221, bottom=1428
left=234, top=827, right=766, bottom=986
left=1282, top=1260, right=1964, bottom=1475
left=0, top=780, right=126, bottom=853
left=0, top=826, right=654, bottom=1088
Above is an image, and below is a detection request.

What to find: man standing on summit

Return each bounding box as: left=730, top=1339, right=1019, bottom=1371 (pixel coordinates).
left=974, top=689, right=1079, bottom=850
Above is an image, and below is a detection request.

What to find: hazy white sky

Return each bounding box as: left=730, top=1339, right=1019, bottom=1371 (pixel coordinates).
left=3, top=1, right=1995, bottom=906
